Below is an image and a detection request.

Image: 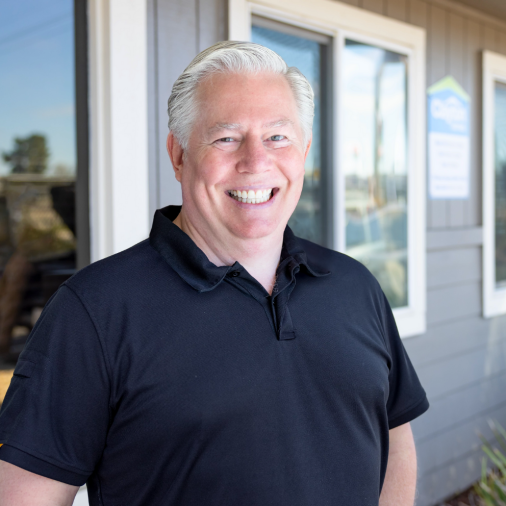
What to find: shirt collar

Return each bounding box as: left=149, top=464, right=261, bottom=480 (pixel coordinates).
left=149, top=205, right=329, bottom=293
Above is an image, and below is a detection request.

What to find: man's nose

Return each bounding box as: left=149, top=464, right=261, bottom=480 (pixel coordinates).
left=235, top=137, right=272, bottom=174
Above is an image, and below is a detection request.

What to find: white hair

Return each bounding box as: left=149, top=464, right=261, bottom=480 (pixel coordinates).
left=167, top=40, right=314, bottom=149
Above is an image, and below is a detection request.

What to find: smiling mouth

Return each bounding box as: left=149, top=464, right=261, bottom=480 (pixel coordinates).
left=227, top=188, right=274, bottom=204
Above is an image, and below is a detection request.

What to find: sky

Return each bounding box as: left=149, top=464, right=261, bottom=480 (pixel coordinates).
left=0, top=0, right=75, bottom=176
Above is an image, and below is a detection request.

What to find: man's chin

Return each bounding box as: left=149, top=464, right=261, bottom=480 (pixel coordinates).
left=228, top=219, right=285, bottom=241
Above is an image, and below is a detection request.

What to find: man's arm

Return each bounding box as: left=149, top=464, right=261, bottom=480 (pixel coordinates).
left=0, top=460, right=78, bottom=506
left=379, top=422, right=418, bottom=506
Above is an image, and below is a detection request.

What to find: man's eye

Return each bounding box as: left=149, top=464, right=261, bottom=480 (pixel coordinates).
left=269, top=135, right=286, bottom=141
left=218, top=137, right=234, bottom=142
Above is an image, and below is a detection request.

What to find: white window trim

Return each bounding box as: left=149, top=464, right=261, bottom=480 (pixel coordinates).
left=482, top=51, right=506, bottom=318
left=88, top=0, right=150, bottom=262
left=230, top=0, right=426, bottom=338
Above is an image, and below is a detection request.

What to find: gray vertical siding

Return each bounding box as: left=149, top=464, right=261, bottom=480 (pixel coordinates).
left=333, top=2, right=506, bottom=503
left=147, top=1, right=506, bottom=504
left=147, top=0, right=227, bottom=213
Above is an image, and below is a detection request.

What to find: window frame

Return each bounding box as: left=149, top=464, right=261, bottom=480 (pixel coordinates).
left=482, top=50, right=506, bottom=318
left=230, top=0, right=426, bottom=338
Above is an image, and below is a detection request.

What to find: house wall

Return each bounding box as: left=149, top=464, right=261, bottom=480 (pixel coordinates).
left=147, top=0, right=506, bottom=504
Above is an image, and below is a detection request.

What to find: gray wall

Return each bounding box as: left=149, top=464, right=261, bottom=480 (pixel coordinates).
left=147, top=0, right=227, bottom=218
left=147, top=0, right=506, bottom=504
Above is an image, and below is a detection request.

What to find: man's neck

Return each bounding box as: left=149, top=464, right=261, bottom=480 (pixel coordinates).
left=173, top=208, right=283, bottom=295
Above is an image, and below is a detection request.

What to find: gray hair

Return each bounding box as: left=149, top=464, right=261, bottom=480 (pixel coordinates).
left=167, top=40, right=314, bottom=150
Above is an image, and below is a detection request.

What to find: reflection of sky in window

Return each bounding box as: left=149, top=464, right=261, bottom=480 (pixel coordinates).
left=496, top=82, right=506, bottom=167
left=342, top=42, right=406, bottom=179
left=0, top=0, right=75, bottom=176
left=251, top=26, right=320, bottom=172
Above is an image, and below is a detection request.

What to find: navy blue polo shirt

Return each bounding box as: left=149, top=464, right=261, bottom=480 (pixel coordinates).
left=0, top=205, right=428, bottom=506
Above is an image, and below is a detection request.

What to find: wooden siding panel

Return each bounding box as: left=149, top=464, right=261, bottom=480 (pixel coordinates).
left=465, top=18, right=482, bottom=226
left=448, top=12, right=466, bottom=227
left=360, top=0, right=384, bottom=15
left=198, top=0, right=227, bottom=52
left=483, top=24, right=499, bottom=53
left=386, top=0, right=407, bottom=21
left=427, top=281, right=481, bottom=326
left=408, top=0, right=427, bottom=29
left=428, top=4, right=448, bottom=229
left=411, top=366, right=506, bottom=440
left=416, top=333, right=506, bottom=399
left=405, top=315, right=495, bottom=369
left=426, top=226, right=482, bottom=250
left=417, top=401, right=506, bottom=473
left=500, top=31, right=506, bottom=56
left=155, top=0, right=198, bottom=207
left=426, top=246, right=481, bottom=289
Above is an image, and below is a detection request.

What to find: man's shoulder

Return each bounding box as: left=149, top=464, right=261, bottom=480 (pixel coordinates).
left=63, top=238, right=176, bottom=301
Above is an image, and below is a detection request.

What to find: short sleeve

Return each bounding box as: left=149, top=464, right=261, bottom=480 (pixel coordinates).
left=0, top=284, right=111, bottom=485
left=379, top=292, right=429, bottom=429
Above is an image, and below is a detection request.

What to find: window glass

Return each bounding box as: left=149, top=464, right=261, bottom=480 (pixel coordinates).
left=0, top=0, right=76, bottom=363
left=252, top=24, right=327, bottom=246
left=495, top=81, right=506, bottom=286
left=342, top=40, right=408, bottom=309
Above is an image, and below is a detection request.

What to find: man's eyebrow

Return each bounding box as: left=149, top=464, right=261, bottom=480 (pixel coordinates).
left=263, top=118, right=294, bottom=128
left=207, top=123, right=243, bottom=134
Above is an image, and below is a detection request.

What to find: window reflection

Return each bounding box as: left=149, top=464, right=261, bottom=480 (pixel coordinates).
left=343, top=40, right=408, bottom=309
left=0, top=0, right=76, bottom=361
left=495, top=82, right=506, bottom=286
left=252, top=23, right=327, bottom=246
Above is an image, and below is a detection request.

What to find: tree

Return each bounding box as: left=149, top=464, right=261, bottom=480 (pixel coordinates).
left=2, top=134, right=50, bottom=174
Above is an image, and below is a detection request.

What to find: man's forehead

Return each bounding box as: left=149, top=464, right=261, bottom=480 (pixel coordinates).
left=207, top=118, right=295, bottom=133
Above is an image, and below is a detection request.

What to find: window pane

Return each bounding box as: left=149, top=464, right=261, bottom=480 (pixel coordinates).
left=343, top=40, right=408, bottom=309
left=252, top=24, right=327, bottom=246
left=495, top=81, right=506, bottom=286
left=0, top=0, right=76, bottom=361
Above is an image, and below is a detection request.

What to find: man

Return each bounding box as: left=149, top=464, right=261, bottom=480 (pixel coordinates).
left=0, top=41, right=428, bottom=505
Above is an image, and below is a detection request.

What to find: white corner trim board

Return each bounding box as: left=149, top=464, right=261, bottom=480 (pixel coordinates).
left=88, top=0, right=150, bottom=262
left=482, top=51, right=506, bottom=318
left=230, top=0, right=427, bottom=338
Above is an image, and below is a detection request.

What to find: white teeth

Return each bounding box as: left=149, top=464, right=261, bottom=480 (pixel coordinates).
left=228, top=188, right=274, bottom=204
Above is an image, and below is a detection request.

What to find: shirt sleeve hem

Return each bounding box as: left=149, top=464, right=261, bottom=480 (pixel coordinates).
left=0, top=444, right=88, bottom=486
left=388, top=395, right=429, bottom=429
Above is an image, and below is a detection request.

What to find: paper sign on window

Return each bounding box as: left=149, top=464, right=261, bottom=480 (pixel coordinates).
left=428, top=76, right=470, bottom=199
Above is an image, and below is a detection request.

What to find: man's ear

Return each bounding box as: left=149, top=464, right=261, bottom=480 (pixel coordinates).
left=166, top=132, right=184, bottom=183
left=304, top=135, right=312, bottom=161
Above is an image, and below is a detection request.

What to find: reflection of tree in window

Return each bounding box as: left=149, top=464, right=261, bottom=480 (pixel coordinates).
left=2, top=134, right=49, bottom=174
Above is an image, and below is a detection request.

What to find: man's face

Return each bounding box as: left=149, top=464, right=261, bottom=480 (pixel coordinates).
left=169, top=71, right=311, bottom=243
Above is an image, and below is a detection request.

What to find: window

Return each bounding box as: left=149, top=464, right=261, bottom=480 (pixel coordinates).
left=483, top=51, right=506, bottom=318
left=230, top=0, right=426, bottom=337
left=252, top=18, right=332, bottom=246
left=0, top=0, right=85, bottom=364
left=342, top=41, right=408, bottom=309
